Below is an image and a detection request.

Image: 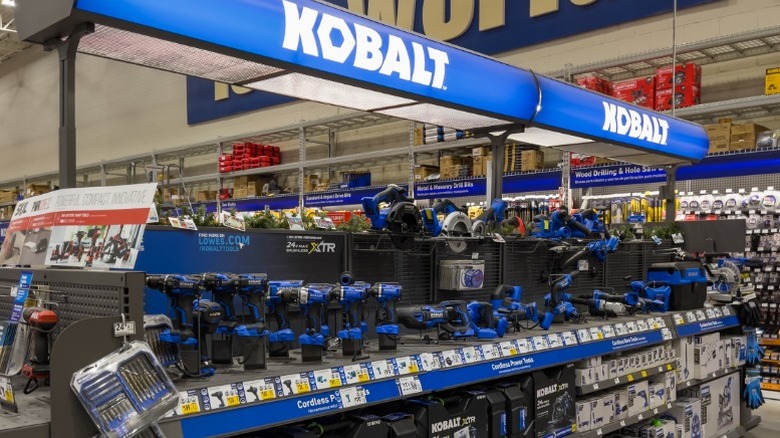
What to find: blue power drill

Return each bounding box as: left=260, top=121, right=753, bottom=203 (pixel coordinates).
left=146, top=274, right=205, bottom=376
left=297, top=283, right=336, bottom=363
left=367, top=282, right=402, bottom=351
left=199, top=273, right=239, bottom=364
left=331, top=281, right=371, bottom=360
left=466, top=301, right=505, bottom=338
left=541, top=272, right=585, bottom=330
left=231, top=273, right=271, bottom=370
left=267, top=280, right=304, bottom=358
left=490, top=285, right=539, bottom=331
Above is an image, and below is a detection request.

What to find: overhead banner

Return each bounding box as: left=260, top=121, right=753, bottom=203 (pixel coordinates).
left=571, top=164, right=666, bottom=188
left=415, top=178, right=485, bottom=200
left=187, top=0, right=721, bottom=124
left=0, top=183, right=157, bottom=269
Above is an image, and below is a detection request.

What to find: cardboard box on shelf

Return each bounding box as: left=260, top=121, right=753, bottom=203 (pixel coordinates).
left=0, top=190, right=18, bottom=203
left=669, top=398, right=702, bottom=438
left=731, top=123, right=770, bottom=151
left=656, top=63, right=702, bottom=90
left=414, top=165, right=439, bottom=181
left=521, top=150, right=544, bottom=172
left=704, top=122, right=732, bottom=154
left=680, top=372, right=739, bottom=438
left=440, top=165, right=460, bottom=179
left=473, top=156, right=491, bottom=177
left=576, top=74, right=612, bottom=95
left=25, top=184, right=51, bottom=197
left=439, top=155, right=463, bottom=168
left=655, top=85, right=701, bottom=111
left=612, top=77, right=656, bottom=109
left=472, top=146, right=490, bottom=157
left=766, top=67, right=780, bottom=96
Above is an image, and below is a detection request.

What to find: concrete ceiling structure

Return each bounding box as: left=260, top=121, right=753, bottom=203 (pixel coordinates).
left=0, top=1, right=32, bottom=63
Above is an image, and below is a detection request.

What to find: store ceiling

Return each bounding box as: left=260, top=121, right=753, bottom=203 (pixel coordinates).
left=0, top=3, right=31, bottom=64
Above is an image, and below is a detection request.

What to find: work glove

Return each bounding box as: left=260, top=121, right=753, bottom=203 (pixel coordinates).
left=745, top=331, right=765, bottom=366
left=743, top=376, right=765, bottom=409
left=737, top=299, right=763, bottom=328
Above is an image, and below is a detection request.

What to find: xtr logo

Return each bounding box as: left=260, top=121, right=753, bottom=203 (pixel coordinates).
left=602, top=102, right=669, bottom=145
left=308, top=241, right=337, bottom=254
left=281, top=0, right=450, bottom=90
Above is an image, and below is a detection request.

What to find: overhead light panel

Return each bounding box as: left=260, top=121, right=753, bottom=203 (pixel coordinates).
left=378, top=103, right=511, bottom=130
left=1, top=0, right=15, bottom=7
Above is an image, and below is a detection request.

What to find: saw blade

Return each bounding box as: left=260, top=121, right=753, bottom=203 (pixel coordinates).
left=447, top=238, right=468, bottom=253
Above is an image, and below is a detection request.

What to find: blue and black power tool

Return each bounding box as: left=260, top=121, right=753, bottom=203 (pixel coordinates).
left=232, top=273, right=270, bottom=370
left=367, top=282, right=402, bottom=351
left=490, top=285, right=539, bottom=331
left=466, top=301, right=507, bottom=338
left=361, top=184, right=422, bottom=249
left=398, top=300, right=476, bottom=342
left=146, top=274, right=214, bottom=377
left=199, top=273, right=241, bottom=365
left=472, top=198, right=508, bottom=237
left=267, top=280, right=304, bottom=358
left=532, top=206, right=593, bottom=239
left=541, top=272, right=585, bottom=330
left=572, top=207, right=610, bottom=237
left=331, top=279, right=372, bottom=360
left=296, top=283, right=336, bottom=363
left=421, top=199, right=473, bottom=238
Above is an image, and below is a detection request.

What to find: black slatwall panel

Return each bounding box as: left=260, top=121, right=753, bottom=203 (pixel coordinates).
left=604, top=241, right=647, bottom=292
left=434, top=239, right=502, bottom=303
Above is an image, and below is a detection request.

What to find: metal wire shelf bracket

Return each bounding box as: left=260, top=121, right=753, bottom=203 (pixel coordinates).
left=546, top=26, right=780, bottom=81
left=670, top=94, right=780, bottom=124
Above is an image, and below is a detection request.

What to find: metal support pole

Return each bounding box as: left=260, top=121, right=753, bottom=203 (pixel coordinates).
left=44, top=23, right=93, bottom=189
left=298, top=125, right=306, bottom=212
left=407, top=122, right=416, bottom=198
left=485, top=131, right=515, bottom=202
left=561, top=151, right=572, bottom=209
left=663, top=165, right=680, bottom=222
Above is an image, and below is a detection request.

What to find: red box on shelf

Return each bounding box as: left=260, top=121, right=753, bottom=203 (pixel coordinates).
left=274, top=151, right=281, bottom=159
left=271, top=157, right=280, bottom=165
left=272, top=146, right=280, bottom=153
left=576, top=75, right=612, bottom=95
left=219, top=166, right=233, bottom=173
left=655, top=63, right=701, bottom=90
left=654, top=85, right=701, bottom=111
left=218, top=155, right=233, bottom=163
left=612, top=77, right=656, bottom=109
left=259, top=155, right=271, bottom=162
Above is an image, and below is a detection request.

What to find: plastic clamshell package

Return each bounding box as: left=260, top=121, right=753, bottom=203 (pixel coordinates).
left=71, top=341, right=179, bottom=438
left=0, top=321, right=30, bottom=377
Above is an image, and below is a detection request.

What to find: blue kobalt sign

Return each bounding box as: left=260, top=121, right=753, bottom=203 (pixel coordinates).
left=186, top=0, right=721, bottom=124
left=77, top=0, right=540, bottom=125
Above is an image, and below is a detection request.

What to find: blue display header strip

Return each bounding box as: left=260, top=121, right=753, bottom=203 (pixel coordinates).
left=503, top=171, right=562, bottom=193
left=75, top=0, right=540, bottom=123
left=179, top=379, right=406, bottom=438
left=533, top=76, right=708, bottom=163
left=675, top=315, right=740, bottom=338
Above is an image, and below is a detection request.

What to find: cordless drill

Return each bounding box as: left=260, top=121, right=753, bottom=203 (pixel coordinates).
left=368, top=283, right=402, bottom=350
left=193, top=297, right=223, bottom=373
left=199, top=273, right=238, bottom=364
left=267, top=280, right=304, bottom=358
left=296, top=283, right=335, bottom=363
left=331, top=281, right=371, bottom=359
left=232, top=273, right=270, bottom=370
left=146, top=274, right=204, bottom=375
left=21, top=307, right=58, bottom=394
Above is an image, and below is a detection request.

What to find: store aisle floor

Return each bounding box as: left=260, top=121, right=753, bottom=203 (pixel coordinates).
left=746, top=395, right=780, bottom=437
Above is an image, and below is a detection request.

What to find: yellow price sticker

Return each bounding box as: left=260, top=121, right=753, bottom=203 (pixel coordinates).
left=296, top=382, right=310, bottom=393
left=641, top=371, right=648, bottom=378
left=627, top=375, right=635, bottom=382
left=180, top=402, right=200, bottom=415
left=510, top=348, right=517, bottom=355
left=597, top=333, right=604, bottom=340
left=4, top=390, right=12, bottom=403
left=409, top=363, right=419, bottom=373
left=329, top=377, right=342, bottom=388
left=666, top=364, right=673, bottom=371
left=260, top=389, right=275, bottom=400
left=226, top=395, right=241, bottom=407
left=358, top=372, right=370, bottom=382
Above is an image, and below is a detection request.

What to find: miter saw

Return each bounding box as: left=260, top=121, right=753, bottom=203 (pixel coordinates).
left=421, top=198, right=473, bottom=252
left=707, top=259, right=753, bottom=304
left=361, top=184, right=422, bottom=249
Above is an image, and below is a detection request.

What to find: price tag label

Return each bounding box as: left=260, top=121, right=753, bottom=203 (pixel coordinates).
left=662, top=328, right=673, bottom=341
left=653, top=408, right=659, bottom=414
left=636, top=320, right=649, bottom=332
left=614, top=378, right=620, bottom=385
left=695, top=310, right=707, bottom=321
left=593, top=383, right=599, bottom=391
left=547, top=333, right=563, bottom=348
left=515, top=338, right=532, bottom=353
left=313, top=368, right=343, bottom=388
left=770, top=285, right=776, bottom=291
left=626, top=321, right=638, bottom=333
left=339, top=386, right=367, bottom=408
left=620, top=420, right=626, bottom=427
left=243, top=379, right=276, bottom=403
left=296, top=381, right=310, bottom=393
left=627, top=374, right=635, bottom=382
left=461, top=347, right=478, bottom=364
left=533, top=335, right=549, bottom=351
left=441, top=350, right=462, bottom=367
left=371, top=360, right=394, bottom=379
left=500, top=341, right=518, bottom=356
left=667, top=364, right=673, bottom=371
left=418, top=353, right=440, bottom=371
left=562, top=331, right=578, bottom=346
left=397, top=376, right=423, bottom=396
left=590, top=327, right=604, bottom=340
left=722, top=307, right=732, bottom=316
left=638, top=414, right=644, bottom=421
left=614, top=324, right=627, bottom=336
left=226, top=394, right=241, bottom=407
left=641, top=370, right=648, bottom=378
left=601, top=325, right=616, bottom=338
left=712, top=307, right=723, bottom=317
left=279, top=373, right=312, bottom=396
left=341, top=365, right=364, bottom=386
left=657, top=318, right=667, bottom=328
left=577, top=329, right=592, bottom=343
left=394, top=356, right=416, bottom=375
left=686, top=312, right=697, bottom=323
left=673, top=314, right=685, bottom=325
left=176, top=391, right=201, bottom=416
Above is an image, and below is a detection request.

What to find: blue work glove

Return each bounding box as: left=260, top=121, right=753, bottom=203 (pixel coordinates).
left=746, top=332, right=765, bottom=366
left=743, top=377, right=764, bottom=409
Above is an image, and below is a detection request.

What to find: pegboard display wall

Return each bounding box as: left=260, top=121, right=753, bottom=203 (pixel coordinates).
left=0, top=268, right=145, bottom=334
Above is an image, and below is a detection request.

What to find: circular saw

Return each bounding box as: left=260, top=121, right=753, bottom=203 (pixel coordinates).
left=421, top=200, right=473, bottom=253
left=708, top=260, right=741, bottom=303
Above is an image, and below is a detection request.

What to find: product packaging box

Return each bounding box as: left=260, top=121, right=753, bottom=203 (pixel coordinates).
left=414, top=165, right=439, bottom=181
left=694, top=333, right=723, bottom=380
left=640, top=419, right=678, bottom=438
left=600, top=394, right=616, bottom=425
left=655, top=85, right=701, bottom=111
left=656, top=63, right=702, bottom=90
left=520, top=150, right=544, bottom=172
left=669, top=398, right=702, bottom=438
left=589, top=399, right=604, bottom=429
left=576, top=368, right=595, bottom=387
left=494, top=382, right=530, bottom=437
left=472, top=147, right=490, bottom=157
left=681, top=372, right=739, bottom=438
left=472, top=156, right=486, bottom=177
left=440, top=155, right=463, bottom=168
left=576, top=399, right=592, bottom=432
left=575, top=357, right=602, bottom=369
left=532, top=365, right=576, bottom=438
left=627, top=380, right=650, bottom=416
left=704, top=123, right=732, bottom=154
left=407, top=390, right=489, bottom=438
left=731, top=123, right=770, bottom=151
left=675, top=337, right=695, bottom=384
left=612, top=77, right=656, bottom=109
left=576, top=74, right=613, bottom=95
left=613, top=388, right=628, bottom=421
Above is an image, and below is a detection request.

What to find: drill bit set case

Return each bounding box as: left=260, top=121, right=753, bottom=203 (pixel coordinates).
left=70, top=341, right=179, bottom=438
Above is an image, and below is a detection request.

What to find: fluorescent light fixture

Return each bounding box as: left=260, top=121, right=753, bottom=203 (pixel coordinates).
left=79, top=25, right=282, bottom=83
left=1, top=0, right=15, bottom=7
left=506, top=128, right=592, bottom=147
left=377, top=103, right=511, bottom=130
left=245, top=73, right=416, bottom=111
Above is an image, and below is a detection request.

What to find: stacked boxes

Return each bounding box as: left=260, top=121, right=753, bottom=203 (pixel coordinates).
left=413, top=165, right=439, bottom=181
left=681, top=373, right=739, bottom=438
left=472, top=147, right=492, bottom=177
left=439, top=155, right=467, bottom=179
left=612, top=77, right=656, bottom=109
left=704, top=122, right=732, bottom=154
left=654, top=63, right=702, bottom=111
left=576, top=74, right=612, bottom=95
left=669, top=398, right=702, bottom=438
left=693, top=333, right=723, bottom=380
left=219, top=142, right=281, bottom=173
left=730, top=123, right=770, bottom=151
left=0, top=190, right=18, bottom=203
left=574, top=344, right=675, bottom=387
left=521, top=150, right=544, bottom=172
left=233, top=175, right=274, bottom=198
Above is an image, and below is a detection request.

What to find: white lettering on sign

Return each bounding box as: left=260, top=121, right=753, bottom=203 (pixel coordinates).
left=281, top=0, right=449, bottom=89
left=602, top=102, right=669, bottom=145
